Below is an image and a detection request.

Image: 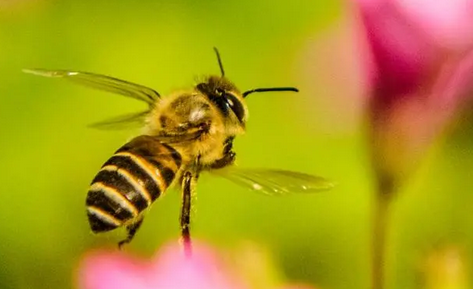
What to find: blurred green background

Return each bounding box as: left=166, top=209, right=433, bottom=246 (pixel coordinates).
left=1, top=1, right=473, bottom=289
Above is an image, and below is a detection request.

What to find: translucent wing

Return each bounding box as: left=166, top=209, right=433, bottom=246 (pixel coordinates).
left=212, top=167, right=334, bottom=196
left=88, top=110, right=150, bottom=130
left=23, top=69, right=160, bottom=105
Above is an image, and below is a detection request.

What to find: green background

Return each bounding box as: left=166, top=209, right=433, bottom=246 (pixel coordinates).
left=1, top=1, right=472, bottom=289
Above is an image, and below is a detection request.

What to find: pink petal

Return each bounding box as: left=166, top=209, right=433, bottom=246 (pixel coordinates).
left=79, top=251, right=150, bottom=289
left=396, top=0, right=473, bottom=49
left=78, top=242, right=248, bottom=289
left=341, top=0, right=473, bottom=183
left=356, top=0, right=437, bottom=100
left=149, top=242, right=247, bottom=289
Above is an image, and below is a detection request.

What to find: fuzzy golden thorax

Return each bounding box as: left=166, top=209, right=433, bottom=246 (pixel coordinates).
left=144, top=75, right=247, bottom=167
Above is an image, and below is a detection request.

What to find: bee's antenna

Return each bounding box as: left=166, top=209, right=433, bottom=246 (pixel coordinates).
left=242, top=87, right=299, bottom=98
left=213, top=47, right=225, bottom=77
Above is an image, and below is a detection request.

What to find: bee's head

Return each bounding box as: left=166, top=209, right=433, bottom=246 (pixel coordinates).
left=196, top=75, right=248, bottom=125
left=196, top=48, right=299, bottom=125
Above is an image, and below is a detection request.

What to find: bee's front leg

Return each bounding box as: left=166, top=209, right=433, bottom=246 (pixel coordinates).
left=209, top=136, right=236, bottom=169
left=209, top=151, right=236, bottom=169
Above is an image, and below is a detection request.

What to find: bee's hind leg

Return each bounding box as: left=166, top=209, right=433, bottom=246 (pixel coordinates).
left=118, top=218, right=144, bottom=249
left=180, top=171, right=195, bottom=257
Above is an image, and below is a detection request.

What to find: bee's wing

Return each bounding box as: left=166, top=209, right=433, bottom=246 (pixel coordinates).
left=212, top=167, right=334, bottom=196
left=88, top=110, right=150, bottom=130
left=23, top=69, right=160, bottom=105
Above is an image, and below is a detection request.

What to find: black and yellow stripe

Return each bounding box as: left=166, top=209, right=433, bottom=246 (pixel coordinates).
left=86, top=135, right=182, bottom=233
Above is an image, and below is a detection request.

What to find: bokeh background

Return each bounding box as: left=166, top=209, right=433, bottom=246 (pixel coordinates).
left=1, top=1, right=473, bottom=289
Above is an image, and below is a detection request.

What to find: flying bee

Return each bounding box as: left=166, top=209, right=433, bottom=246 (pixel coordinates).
left=24, top=48, right=333, bottom=254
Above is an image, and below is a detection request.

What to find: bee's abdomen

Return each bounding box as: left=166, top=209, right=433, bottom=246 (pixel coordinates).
left=86, top=135, right=182, bottom=233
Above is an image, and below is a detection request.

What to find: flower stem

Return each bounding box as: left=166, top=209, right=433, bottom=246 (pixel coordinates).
left=371, top=177, right=395, bottom=289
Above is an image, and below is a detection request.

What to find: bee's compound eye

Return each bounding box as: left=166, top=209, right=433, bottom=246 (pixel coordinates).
left=224, top=93, right=245, bottom=123
left=226, top=97, right=234, bottom=107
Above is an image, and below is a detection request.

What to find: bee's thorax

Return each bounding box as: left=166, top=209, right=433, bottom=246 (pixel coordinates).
left=143, top=78, right=247, bottom=168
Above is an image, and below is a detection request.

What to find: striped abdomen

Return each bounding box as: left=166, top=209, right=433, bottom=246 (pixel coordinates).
left=86, top=135, right=182, bottom=233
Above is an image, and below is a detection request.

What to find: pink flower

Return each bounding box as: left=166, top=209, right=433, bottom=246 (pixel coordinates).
left=77, top=242, right=319, bottom=289
left=347, top=2, right=473, bottom=288
left=302, top=2, right=473, bottom=289
left=302, top=0, right=473, bottom=184
left=78, top=242, right=247, bottom=289
left=356, top=0, right=473, bottom=184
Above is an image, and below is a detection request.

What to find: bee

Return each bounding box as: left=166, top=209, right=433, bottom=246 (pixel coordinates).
left=24, top=48, right=333, bottom=254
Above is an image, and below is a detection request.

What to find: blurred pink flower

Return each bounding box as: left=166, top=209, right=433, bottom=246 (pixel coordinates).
left=302, top=0, right=473, bottom=182
left=299, top=1, right=473, bottom=289
left=356, top=0, right=473, bottom=185
left=78, top=242, right=319, bottom=289
left=350, top=1, right=473, bottom=289
left=78, top=242, right=247, bottom=289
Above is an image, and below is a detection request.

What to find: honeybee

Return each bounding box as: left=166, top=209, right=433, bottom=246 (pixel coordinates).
left=24, top=48, right=333, bottom=254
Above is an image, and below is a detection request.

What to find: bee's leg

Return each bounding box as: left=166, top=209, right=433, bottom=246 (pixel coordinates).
left=180, top=171, right=194, bottom=257
left=118, top=218, right=144, bottom=249
left=209, top=137, right=236, bottom=169
left=209, top=151, right=236, bottom=169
